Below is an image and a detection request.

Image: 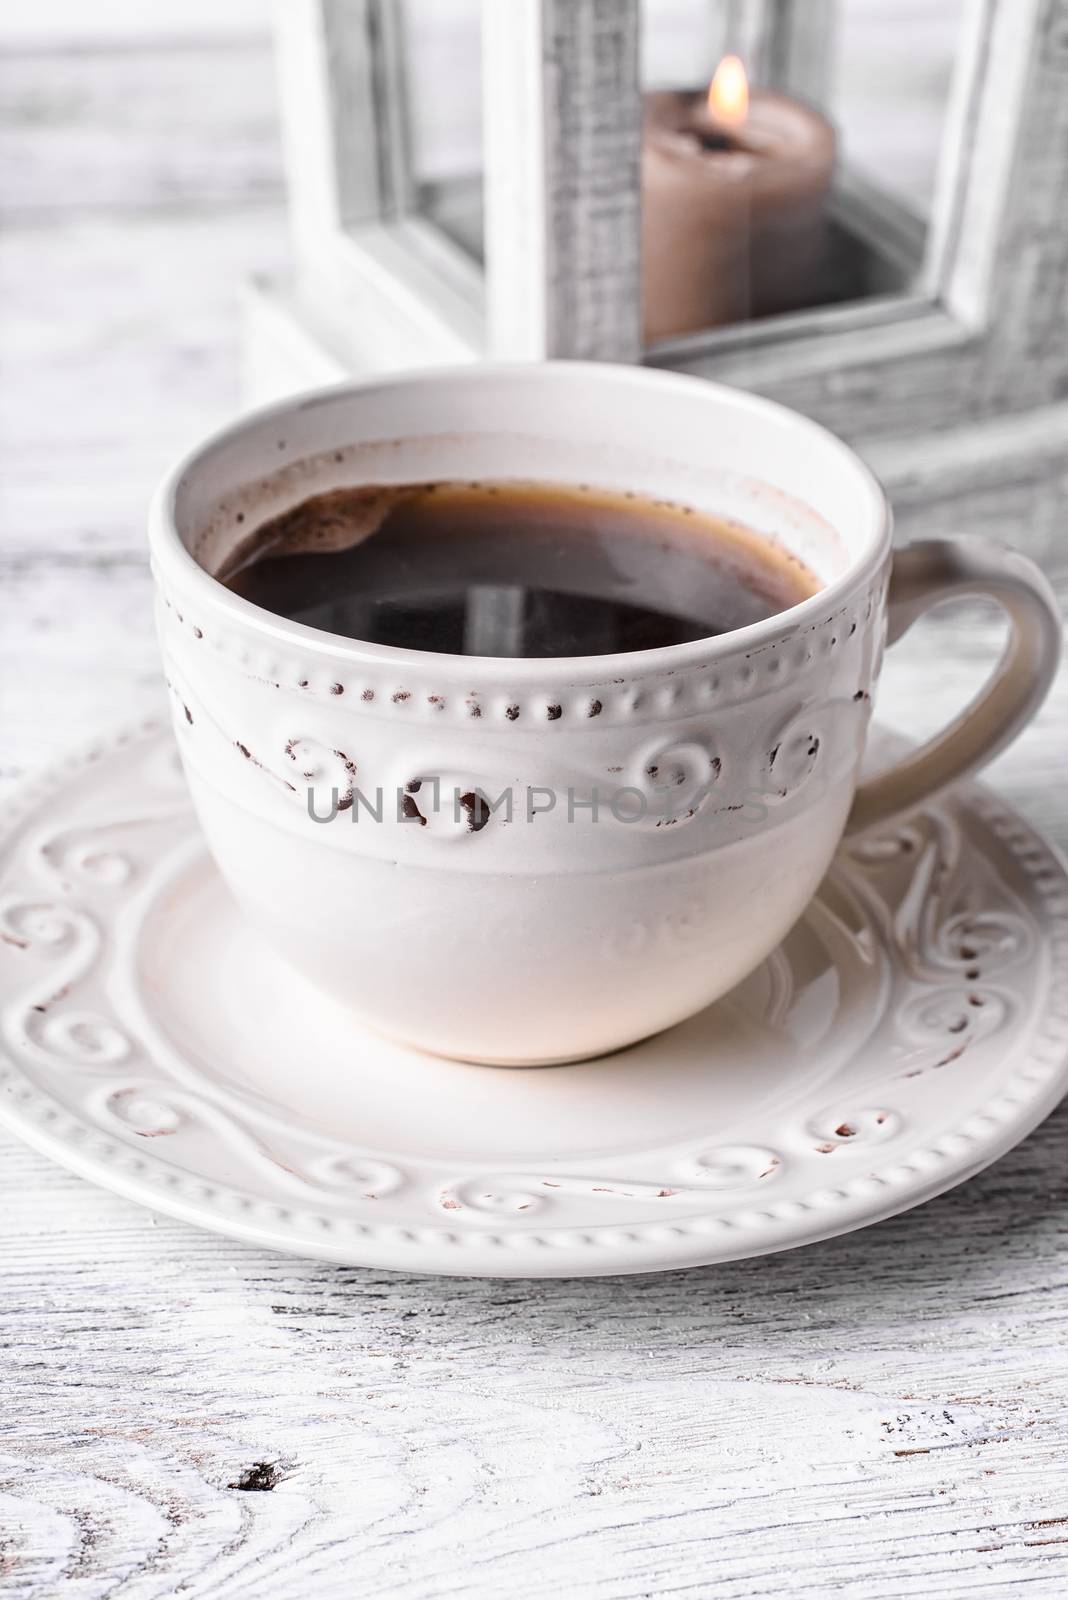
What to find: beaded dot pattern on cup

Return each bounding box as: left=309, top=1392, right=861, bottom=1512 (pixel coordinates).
left=154, top=577, right=887, bottom=726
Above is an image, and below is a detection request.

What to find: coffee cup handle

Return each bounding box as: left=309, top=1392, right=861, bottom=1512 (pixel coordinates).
left=847, top=539, right=1061, bottom=834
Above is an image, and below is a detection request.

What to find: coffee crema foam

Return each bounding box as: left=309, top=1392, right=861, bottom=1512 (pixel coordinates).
left=219, top=479, right=821, bottom=658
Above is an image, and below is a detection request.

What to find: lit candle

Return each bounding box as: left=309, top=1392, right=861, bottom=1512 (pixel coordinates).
left=642, top=57, right=836, bottom=343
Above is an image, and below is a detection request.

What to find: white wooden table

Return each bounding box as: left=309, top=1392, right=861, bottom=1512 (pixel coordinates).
left=3, top=14, right=1068, bottom=1599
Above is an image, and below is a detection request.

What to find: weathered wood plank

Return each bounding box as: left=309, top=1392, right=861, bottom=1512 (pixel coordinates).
left=863, top=399, right=1068, bottom=575
left=0, top=0, right=268, bottom=46
left=3, top=1089, right=1068, bottom=1599
left=0, top=37, right=283, bottom=220
left=0, top=210, right=287, bottom=560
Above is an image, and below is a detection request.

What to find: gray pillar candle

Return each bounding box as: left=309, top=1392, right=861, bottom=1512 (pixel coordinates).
left=642, top=58, right=836, bottom=344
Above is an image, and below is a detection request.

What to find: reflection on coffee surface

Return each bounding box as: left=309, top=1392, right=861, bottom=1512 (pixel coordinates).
left=220, top=480, right=820, bottom=657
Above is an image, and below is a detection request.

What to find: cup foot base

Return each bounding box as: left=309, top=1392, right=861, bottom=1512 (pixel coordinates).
left=406, top=1033, right=656, bottom=1070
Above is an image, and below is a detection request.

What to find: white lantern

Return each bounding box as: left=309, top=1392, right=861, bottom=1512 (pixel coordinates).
left=246, top=0, right=1068, bottom=557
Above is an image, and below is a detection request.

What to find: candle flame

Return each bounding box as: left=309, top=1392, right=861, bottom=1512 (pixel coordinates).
left=708, top=55, right=749, bottom=126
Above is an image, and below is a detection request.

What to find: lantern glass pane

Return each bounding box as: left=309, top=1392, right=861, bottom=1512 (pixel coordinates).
left=397, top=0, right=484, bottom=260
left=831, top=0, right=965, bottom=213
left=640, top=0, right=969, bottom=345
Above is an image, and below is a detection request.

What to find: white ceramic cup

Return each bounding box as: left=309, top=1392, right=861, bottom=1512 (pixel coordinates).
left=150, top=363, right=1060, bottom=1065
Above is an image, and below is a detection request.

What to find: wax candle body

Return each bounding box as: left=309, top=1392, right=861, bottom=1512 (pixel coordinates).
left=642, top=89, right=836, bottom=344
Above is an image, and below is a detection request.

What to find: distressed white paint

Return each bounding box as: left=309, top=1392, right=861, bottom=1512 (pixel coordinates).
left=3, top=19, right=1068, bottom=1597
left=929, top=0, right=1044, bottom=326
left=482, top=0, right=642, bottom=359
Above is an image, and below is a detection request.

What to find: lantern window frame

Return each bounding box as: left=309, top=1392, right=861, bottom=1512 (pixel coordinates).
left=265, top=0, right=1062, bottom=443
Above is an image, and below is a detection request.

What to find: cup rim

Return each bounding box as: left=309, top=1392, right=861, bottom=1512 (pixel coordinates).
left=149, top=360, right=892, bottom=682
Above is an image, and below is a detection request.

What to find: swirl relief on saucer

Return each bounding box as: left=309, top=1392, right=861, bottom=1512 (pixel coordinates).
left=0, top=719, right=1067, bottom=1276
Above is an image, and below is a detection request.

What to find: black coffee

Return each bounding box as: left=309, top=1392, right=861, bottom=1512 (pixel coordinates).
left=219, top=480, right=819, bottom=657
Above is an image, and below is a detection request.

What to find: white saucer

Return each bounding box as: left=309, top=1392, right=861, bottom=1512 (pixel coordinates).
left=2, top=718, right=1068, bottom=1277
